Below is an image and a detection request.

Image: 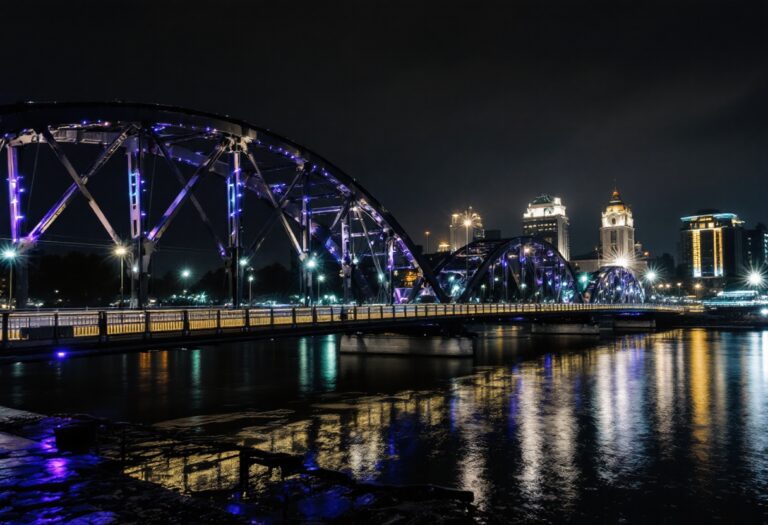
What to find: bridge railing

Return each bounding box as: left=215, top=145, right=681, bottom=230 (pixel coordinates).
left=0, top=302, right=685, bottom=350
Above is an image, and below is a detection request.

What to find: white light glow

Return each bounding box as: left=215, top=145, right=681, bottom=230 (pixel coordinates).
left=747, top=271, right=764, bottom=287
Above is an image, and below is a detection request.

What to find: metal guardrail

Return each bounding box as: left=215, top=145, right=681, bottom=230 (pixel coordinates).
left=0, top=303, right=685, bottom=349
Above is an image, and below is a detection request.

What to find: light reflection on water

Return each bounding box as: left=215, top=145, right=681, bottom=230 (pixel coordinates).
left=4, top=328, right=768, bottom=519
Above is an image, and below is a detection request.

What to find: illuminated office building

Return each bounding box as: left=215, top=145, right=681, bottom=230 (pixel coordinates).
left=522, top=194, right=570, bottom=260
left=680, top=211, right=744, bottom=279
left=449, top=207, right=484, bottom=252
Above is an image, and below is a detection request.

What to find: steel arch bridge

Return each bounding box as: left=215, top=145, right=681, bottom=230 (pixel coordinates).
left=417, top=236, right=582, bottom=304
left=0, top=102, right=643, bottom=308
left=0, top=102, right=447, bottom=307
left=582, top=266, right=645, bottom=304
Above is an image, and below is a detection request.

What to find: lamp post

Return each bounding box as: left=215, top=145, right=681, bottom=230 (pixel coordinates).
left=424, top=231, right=431, bottom=254
left=237, top=258, right=249, bottom=307
left=305, top=257, right=317, bottom=305
left=114, top=246, right=128, bottom=308
left=318, top=274, right=325, bottom=303
left=644, top=270, right=657, bottom=301
left=248, top=274, right=254, bottom=305
left=181, top=268, right=191, bottom=297
left=463, top=217, right=472, bottom=289
left=2, top=248, right=17, bottom=310
left=694, top=282, right=702, bottom=297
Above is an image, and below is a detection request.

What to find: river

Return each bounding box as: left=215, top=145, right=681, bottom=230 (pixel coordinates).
left=2, top=327, right=768, bottom=521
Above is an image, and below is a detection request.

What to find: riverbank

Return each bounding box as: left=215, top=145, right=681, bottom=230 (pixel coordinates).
left=0, top=406, right=487, bottom=524
left=0, top=407, right=247, bottom=524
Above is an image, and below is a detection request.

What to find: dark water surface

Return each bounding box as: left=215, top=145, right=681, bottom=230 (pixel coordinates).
left=3, top=327, right=768, bottom=521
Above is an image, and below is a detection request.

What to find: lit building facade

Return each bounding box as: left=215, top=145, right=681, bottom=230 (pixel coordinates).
left=449, top=207, right=484, bottom=252
left=600, top=190, right=636, bottom=262
left=680, top=211, right=744, bottom=279
left=522, top=194, right=570, bottom=260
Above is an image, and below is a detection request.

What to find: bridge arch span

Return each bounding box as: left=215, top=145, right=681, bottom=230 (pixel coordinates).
left=583, top=266, right=645, bottom=304
left=418, top=236, right=581, bottom=303
left=0, top=102, right=446, bottom=306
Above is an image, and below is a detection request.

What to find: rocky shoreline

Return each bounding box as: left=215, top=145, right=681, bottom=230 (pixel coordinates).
left=0, top=407, right=489, bottom=524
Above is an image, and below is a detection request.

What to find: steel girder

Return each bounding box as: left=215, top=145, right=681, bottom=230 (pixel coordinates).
left=0, top=101, right=446, bottom=305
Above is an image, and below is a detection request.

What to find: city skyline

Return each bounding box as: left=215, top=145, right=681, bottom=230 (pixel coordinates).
left=427, top=188, right=766, bottom=265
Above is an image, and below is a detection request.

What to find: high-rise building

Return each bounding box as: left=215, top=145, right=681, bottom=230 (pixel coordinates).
left=680, top=211, right=744, bottom=279
left=600, top=190, right=635, bottom=262
left=745, top=223, right=768, bottom=269
left=522, top=194, right=570, bottom=260
left=449, top=207, right=484, bottom=252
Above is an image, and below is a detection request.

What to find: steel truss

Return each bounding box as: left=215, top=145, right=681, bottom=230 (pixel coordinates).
left=421, top=236, right=581, bottom=303
left=583, top=266, right=645, bottom=304
left=0, top=102, right=445, bottom=307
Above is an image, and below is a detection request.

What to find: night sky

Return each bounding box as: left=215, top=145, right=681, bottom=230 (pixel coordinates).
left=2, top=0, right=767, bottom=264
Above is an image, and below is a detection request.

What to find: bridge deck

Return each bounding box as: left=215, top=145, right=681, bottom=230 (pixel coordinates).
left=0, top=303, right=685, bottom=357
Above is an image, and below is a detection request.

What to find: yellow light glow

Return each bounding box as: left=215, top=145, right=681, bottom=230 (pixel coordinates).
left=691, top=230, right=701, bottom=277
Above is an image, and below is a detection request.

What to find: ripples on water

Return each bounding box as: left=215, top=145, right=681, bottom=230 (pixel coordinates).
left=3, top=327, right=768, bottom=521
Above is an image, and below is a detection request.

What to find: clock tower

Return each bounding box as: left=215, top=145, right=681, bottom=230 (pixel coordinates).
left=600, top=189, right=635, bottom=262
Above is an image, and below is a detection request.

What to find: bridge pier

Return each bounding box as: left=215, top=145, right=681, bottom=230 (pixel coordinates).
left=339, top=319, right=475, bottom=357
left=530, top=322, right=600, bottom=335
left=339, top=334, right=474, bottom=357
left=610, top=317, right=657, bottom=332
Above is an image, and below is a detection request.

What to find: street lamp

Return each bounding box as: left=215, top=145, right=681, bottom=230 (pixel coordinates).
left=114, top=245, right=128, bottom=308
left=318, top=274, right=325, bottom=303
left=424, top=230, right=431, bottom=254
left=181, top=268, right=191, bottom=296
left=463, top=217, right=472, bottom=284
left=305, top=257, right=318, bottom=304
left=247, top=274, right=254, bottom=305
left=2, top=248, right=17, bottom=309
